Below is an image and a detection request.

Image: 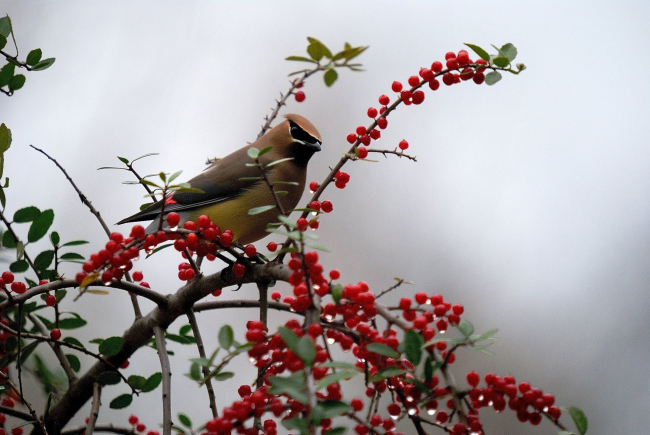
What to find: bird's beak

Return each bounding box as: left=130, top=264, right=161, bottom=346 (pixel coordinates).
left=306, top=140, right=321, bottom=153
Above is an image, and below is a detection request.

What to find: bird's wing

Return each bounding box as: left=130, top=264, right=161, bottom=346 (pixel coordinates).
left=117, top=147, right=271, bottom=224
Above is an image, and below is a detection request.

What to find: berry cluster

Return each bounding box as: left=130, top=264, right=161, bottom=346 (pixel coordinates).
left=127, top=414, right=159, bottom=435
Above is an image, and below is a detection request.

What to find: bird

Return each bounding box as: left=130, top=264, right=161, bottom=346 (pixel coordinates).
left=117, top=114, right=322, bottom=244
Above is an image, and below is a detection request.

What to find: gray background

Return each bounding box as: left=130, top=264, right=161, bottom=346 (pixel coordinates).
left=2, top=2, right=649, bottom=434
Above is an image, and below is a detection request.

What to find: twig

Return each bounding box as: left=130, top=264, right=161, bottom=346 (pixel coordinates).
left=27, top=312, right=77, bottom=385
left=61, top=425, right=135, bottom=435
left=153, top=326, right=172, bottom=435
left=375, top=278, right=411, bottom=300
left=0, top=372, right=47, bottom=435
left=86, top=383, right=102, bottom=435
left=186, top=310, right=217, bottom=418
left=367, top=148, right=417, bottom=162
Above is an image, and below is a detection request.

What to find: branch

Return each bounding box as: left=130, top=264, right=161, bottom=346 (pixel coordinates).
left=186, top=310, right=218, bottom=418
left=61, top=425, right=135, bottom=435
left=367, top=148, right=418, bottom=162
left=153, top=326, right=172, bottom=435
left=85, top=383, right=102, bottom=435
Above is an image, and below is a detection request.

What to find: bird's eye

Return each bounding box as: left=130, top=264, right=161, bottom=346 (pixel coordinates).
left=289, top=121, right=318, bottom=144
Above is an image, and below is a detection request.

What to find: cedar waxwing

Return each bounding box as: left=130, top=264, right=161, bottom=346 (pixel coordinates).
left=117, top=114, right=322, bottom=244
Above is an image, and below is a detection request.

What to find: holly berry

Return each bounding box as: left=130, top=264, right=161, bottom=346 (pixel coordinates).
left=197, top=215, right=211, bottom=228
left=297, top=218, right=309, bottom=231
left=391, top=81, right=403, bottom=92
left=166, top=212, right=180, bottom=227
left=45, top=294, right=57, bottom=306
left=367, top=107, right=378, bottom=118
left=267, top=241, right=278, bottom=252
left=467, top=371, right=480, bottom=387
left=2, top=271, right=14, bottom=284
left=378, top=94, right=390, bottom=105
left=244, top=244, right=257, bottom=258
left=377, top=117, right=388, bottom=129
left=50, top=328, right=62, bottom=340
left=321, top=200, right=333, bottom=213
left=398, top=140, right=409, bottom=150
left=271, top=291, right=281, bottom=301
left=357, top=147, right=368, bottom=159
left=232, top=263, right=245, bottom=278
left=408, top=75, right=420, bottom=87
left=136, top=423, right=146, bottom=433
left=10, top=282, right=26, bottom=294
left=128, top=415, right=139, bottom=425
left=132, top=271, right=144, bottom=281
left=295, top=91, right=306, bottom=102
left=346, top=133, right=357, bottom=144
left=309, top=181, right=319, bottom=192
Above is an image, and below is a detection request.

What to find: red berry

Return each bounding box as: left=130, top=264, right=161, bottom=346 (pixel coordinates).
left=173, top=239, right=187, bottom=252
left=357, top=147, right=368, bottom=159
left=121, top=360, right=130, bottom=369
left=398, top=140, right=409, bottom=150
left=238, top=384, right=252, bottom=397
left=45, top=294, right=57, bottom=306
left=244, top=244, right=257, bottom=258
left=443, top=73, right=454, bottom=86
left=429, top=79, right=440, bottom=91
left=166, top=212, right=180, bottom=227
left=211, top=289, right=222, bottom=297
left=360, top=135, right=371, bottom=146
left=309, top=181, right=319, bottom=192
left=346, top=133, right=357, bottom=144
left=377, top=117, right=388, bottom=129
left=431, top=61, right=443, bottom=73
left=355, top=126, right=366, bottom=135
left=466, top=371, right=480, bottom=387
left=446, top=58, right=459, bottom=70
left=411, top=90, right=425, bottom=105
left=414, top=292, right=428, bottom=304
left=391, top=81, right=403, bottom=92
left=297, top=218, right=309, bottom=231
left=452, top=304, right=464, bottom=315
left=419, top=68, right=434, bottom=81
left=271, top=291, right=281, bottom=301
left=132, top=271, right=144, bottom=281
left=110, top=232, right=124, bottom=244
left=444, top=52, right=456, bottom=60
left=10, top=282, right=26, bottom=294
left=232, top=263, right=245, bottom=278
left=408, top=75, right=420, bottom=87
left=11, top=428, right=23, bottom=435
left=130, top=225, right=146, bottom=239
left=367, top=107, right=378, bottom=118
left=369, top=129, right=380, bottom=140
left=473, top=72, right=485, bottom=85
left=378, top=94, right=390, bottom=105
left=387, top=403, right=401, bottom=416
left=267, top=241, right=278, bottom=252
left=128, top=415, right=139, bottom=425
left=307, top=324, right=322, bottom=338
left=2, top=271, right=14, bottom=284
left=136, top=423, right=146, bottom=433
left=50, top=328, right=62, bottom=340
left=197, top=215, right=211, bottom=228
left=321, top=200, right=333, bottom=213
left=351, top=398, right=364, bottom=412
left=219, top=230, right=233, bottom=247
left=295, top=91, right=306, bottom=102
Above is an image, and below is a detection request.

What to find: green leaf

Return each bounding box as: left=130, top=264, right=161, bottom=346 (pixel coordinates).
left=58, top=314, right=87, bottom=330
left=166, top=333, right=194, bottom=344
left=50, top=231, right=60, bottom=246
left=14, top=206, right=41, bottom=223
left=97, top=371, right=122, bottom=385
left=141, top=372, right=162, bottom=392
left=0, top=35, right=5, bottom=50
left=492, top=57, right=510, bottom=68
left=316, top=371, right=359, bottom=391
left=269, top=373, right=309, bottom=405
left=567, top=406, right=588, bottom=435
left=189, top=362, right=201, bottom=381
left=167, top=170, right=183, bottom=184
left=9, top=259, right=28, bottom=273
left=366, top=343, right=400, bottom=359
left=128, top=375, right=147, bottom=390
left=179, top=324, right=192, bottom=336
left=307, top=42, right=325, bottom=61
left=471, top=328, right=498, bottom=342
left=323, top=427, right=348, bottom=435
left=456, top=320, right=474, bottom=338
left=16, top=241, right=25, bottom=260
left=265, top=157, right=294, bottom=168
left=423, top=356, right=434, bottom=382
left=464, top=43, right=491, bottom=62
left=485, top=71, right=502, bottom=86
left=190, top=357, right=211, bottom=367
left=248, top=205, right=276, bottom=216
left=370, top=367, right=407, bottom=382
left=330, top=283, right=343, bottom=304
left=212, top=371, right=235, bottom=381
left=278, top=215, right=297, bottom=229
left=178, top=414, right=192, bottom=429
left=404, top=329, right=423, bottom=365
left=34, top=250, right=55, bottom=271
left=218, top=324, right=234, bottom=349
left=26, top=49, right=43, bottom=66
left=279, top=326, right=301, bottom=351
left=296, top=336, right=316, bottom=366
left=109, top=394, right=133, bottom=409
left=282, top=416, right=309, bottom=435
left=312, top=400, right=352, bottom=423
left=247, top=147, right=259, bottom=159
left=305, top=243, right=331, bottom=252
left=28, top=209, right=54, bottom=243
left=98, top=336, right=123, bottom=356
left=0, top=62, right=15, bottom=88
left=62, top=336, right=83, bottom=348
left=499, top=43, right=517, bottom=62
left=286, top=55, right=318, bottom=63
left=8, top=74, right=26, bottom=91
left=0, top=123, right=11, bottom=153
left=60, top=252, right=85, bottom=261
left=323, top=69, right=338, bottom=87
left=0, top=16, right=11, bottom=38
left=319, top=361, right=358, bottom=370
left=65, top=354, right=81, bottom=372
left=32, top=58, right=56, bottom=71
left=2, top=230, right=16, bottom=248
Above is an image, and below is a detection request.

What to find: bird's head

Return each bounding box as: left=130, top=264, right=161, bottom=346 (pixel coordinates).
left=278, top=114, right=322, bottom=166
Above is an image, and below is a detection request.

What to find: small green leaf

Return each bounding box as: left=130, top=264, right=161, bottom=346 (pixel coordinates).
left=307, top=42, right=324, bottom=61
left=268, top=373, right=309, bottom=405
left=323, top=69, right=338, bottom=87
left=265, top=157, right=294, bottom=168
left=404, top=329, right=423, bottom=366
left=472, top=328, right=498, bottom=342
left=218, top=324, right=234, bottom=349
left=279, top=326, right=301, bottom=352
left=247, top=147, right=259, bottom=159
left=0, top=63, right=15, bottom=87
left=60, top=252, right=85, bottom=261
left=330, top=283, right=343, bottom=304
left=28, top=209, right=54, bottom=243
left=178, top=414, right=192, bottom=429
left=316, top=371, right=359, bottom=391
left=485, top=71, right=502, bottom=85
left=248, top=205, right=276, bottom=216
left=188, top=362, right=201, bottom=381
left=9, top=259, right=28, bottom=273
left=97, top=371, right=122, bottom=385
left=492, top=57, right=510, bottom=68
left=14, top=206, right=41, bottom=223
left=60, top=240, right=88, bottom=248
left=499, top=43, right=517, bottom=62
left=34, top=250, right=55, bottom=271
left=0, top=16, right=11, bottom=38
left=141, top=372, right=162, bottom=392
left=26, top=49, right=43, bottom=66
left=567, top=407, right=588, bottom=435
left=128, top=375, right=147, bottom=390
left=323, top=427, right=347, bottom=435
left=278, top=215, right=297, bottom=229
left=2, top=230, right=16, bottom=248
left=366, top=343, right=400, bottom=359
left=212, top=371, right=235, bottom=381
left=371, top=366, right=407, bottom=382
left=8, top=74, right=25, bottom=91
left=0, top=35, right=6, bottom=50
left=286, top=55, right=318, bottom=63
left=32, top=58, right=56, bottom=71
left=296, top=336, right=316, bottom=366
left=313, top=400, right=352, bottom=422
left=305, top=243, right=331, bottom=252
left=0, top=123, right=11, bottom=153
left=109, top=394, right=133, bottom=409
left=456, top=320, right=474, bottom=338
left=62, top=336, right=83, bottom=348
left=282, top=416, right=309, bottom=435
left=464, top=43, right=490, bottom=62
left=50, top=231, right=60, bottom=246
left=99, top=336, right=123, bottom=356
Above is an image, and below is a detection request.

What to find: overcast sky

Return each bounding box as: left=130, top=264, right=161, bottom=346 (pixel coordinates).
left=3, top=2, right=650, bottom=434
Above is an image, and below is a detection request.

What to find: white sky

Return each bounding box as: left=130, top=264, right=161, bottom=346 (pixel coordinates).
left=3, top=2, right=650, bottom=434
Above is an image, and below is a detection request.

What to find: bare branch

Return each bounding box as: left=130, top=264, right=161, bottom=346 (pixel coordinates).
left=153, top=326, right=172, bottom=435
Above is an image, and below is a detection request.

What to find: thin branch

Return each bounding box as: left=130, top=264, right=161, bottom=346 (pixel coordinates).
left=27, top=312, right=77, bottom=385
left=61, top=425, right=135, bottom=435
left=0, top=372, right=47, bottom=435
left=375, top=278, right=412, bottom=300
left=366, top=148, right=417, bottom=162
left=85, top=383, right=102, bottom=435
left=186, top=310, right=217, bottom=418
left=153, top=325, right=172, bottom=435
left=193, top=299, right=292, bottom=314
